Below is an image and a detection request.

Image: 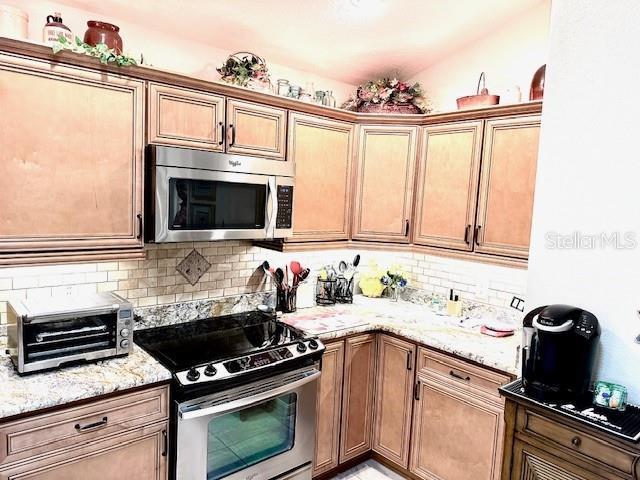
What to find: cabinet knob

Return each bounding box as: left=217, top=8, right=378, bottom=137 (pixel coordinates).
left=571, top=436, right=582, bottom=448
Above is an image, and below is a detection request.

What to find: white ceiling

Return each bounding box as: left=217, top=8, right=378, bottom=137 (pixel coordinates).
left=56, top=0, right=544, bottom=84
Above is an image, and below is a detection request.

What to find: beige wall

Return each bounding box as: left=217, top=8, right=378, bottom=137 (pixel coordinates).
left=526, top=0, right=640, bottom=401
left=410, top=1, right=551, bottom=111
left=10, top=0, right=356, bottom=103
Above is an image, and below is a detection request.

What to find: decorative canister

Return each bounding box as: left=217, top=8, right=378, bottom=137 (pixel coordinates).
left=0, top=4, right=28, bottom=40
left=530, top=64, right=546, bottom=100
left=83, top=21, right=123, bottom=52
left=43, top=12, right=73, bottom=46
left=276, top=79, right=290, bottom=97
left=314, top=91, right=325, bottom=105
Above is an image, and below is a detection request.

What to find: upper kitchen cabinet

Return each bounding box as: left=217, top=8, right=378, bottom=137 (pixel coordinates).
left=352, top=125, right=418, bottom=243
left=148, top=82, right=225, bottom=151
left=287, top=113, right=354, bottom=242
left=474, top=116, right=541, bottom=258
left=226, top=99, right=287, bottom=159
left=0, top=54, right=144, bottom=265
left=413, top=121, right=483, bottom=251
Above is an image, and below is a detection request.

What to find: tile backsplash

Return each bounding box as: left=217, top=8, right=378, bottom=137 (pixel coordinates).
left=0, top=241, right=528, bottom=326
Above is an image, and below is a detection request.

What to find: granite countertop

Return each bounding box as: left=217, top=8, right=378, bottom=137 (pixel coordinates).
left=0, top=345, right=172, bottom=421
left=282, top=295, right=523, bottom=376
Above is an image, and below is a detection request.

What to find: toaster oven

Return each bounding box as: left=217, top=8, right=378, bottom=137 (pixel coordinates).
left=6, top=292, right=133, bottom=374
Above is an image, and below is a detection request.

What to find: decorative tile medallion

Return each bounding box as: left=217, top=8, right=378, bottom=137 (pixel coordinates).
left=176, top=249, right=211, bottom=286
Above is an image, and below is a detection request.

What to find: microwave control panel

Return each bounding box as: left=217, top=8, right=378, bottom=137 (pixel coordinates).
left=276, top=185, right=293, bottom=229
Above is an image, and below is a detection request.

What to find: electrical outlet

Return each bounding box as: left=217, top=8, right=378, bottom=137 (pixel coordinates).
left=636, top=310, right=640, bottom=344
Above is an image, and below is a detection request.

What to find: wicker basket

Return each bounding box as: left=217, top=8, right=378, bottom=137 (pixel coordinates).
left=358, top=102, right=421, bottom=114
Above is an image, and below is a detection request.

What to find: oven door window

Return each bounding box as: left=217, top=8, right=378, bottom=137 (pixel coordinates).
left=207, top=393, right=297, bottom=480
left=169, top=178, right=267, bottom=230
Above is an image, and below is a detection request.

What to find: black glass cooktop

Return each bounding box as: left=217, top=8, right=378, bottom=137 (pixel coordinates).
left=133, top=310, right=303, bottom=371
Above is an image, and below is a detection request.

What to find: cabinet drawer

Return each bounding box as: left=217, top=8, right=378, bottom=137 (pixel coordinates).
left=417, top=348, right=510, bottom=399
left=0, top=385, right=168, bottom=466
left=517, top=408, right=639, bottom=478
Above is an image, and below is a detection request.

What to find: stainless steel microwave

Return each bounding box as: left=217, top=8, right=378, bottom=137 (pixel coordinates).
left=145, top=146, right=294, bottom=243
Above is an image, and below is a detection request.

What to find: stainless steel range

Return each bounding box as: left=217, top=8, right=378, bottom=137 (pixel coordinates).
left=134, top=309, right=324, bottom=480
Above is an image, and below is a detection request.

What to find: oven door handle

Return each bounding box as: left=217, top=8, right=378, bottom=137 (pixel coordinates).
left=178, top=369, right=320, bottom=421
left=265, top=176, right=278, bottom=239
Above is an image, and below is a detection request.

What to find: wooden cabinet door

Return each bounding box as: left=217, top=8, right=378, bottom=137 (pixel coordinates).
left=226, top=99, right=287, bottom=159
left=148, top=83, right=225, bottom=151
left=340, top=334, right=376, bottom=462
left=410, top=374, right=504, bottom=480
left=0, top=54, right=144, bottom=263
left=414, top=121, right=483, bottom=251
left=510, top=440, right=607, bottom=480
left=313, top=341, right=344, bottom=477
left=288, top=113, right=354, bottom=242
left=0, top=422, right=168, bottom=480
left=352, top=125, right=418, bottom=243
left=475, top=116, right=541, bottom=258
left=372, top=335, right=416, bottom=469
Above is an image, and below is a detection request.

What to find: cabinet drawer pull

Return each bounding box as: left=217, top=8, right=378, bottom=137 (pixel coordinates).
left=464, top=224, right=471, bottom=244
left=474, top=225, right=482, bottom=246
left=449, top=370, right=471, bottom=382
left=162, top=429, right=168, bottom=456
left=229, top=124, right=235, bottom=146
left=406, top=350, right=413, bottom=371
left=414, top=381, right=421, bottom=401
left=571, top=436, right=582, bottom=448
left=404, top=219, right=410, bottom=237
left=75, top=416, right=108, bottom=433
left=218, top=122, right=224, bottom=145
left=136, top=213, right=143, bottom=240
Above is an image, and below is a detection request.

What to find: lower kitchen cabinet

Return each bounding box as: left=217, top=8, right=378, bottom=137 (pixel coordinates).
left=409, top=375, right=505, bottom=480
left=510, top=439, right=608, bottom=480
left=340, top=334, right=377, bottom=462
left=0, top=385, right=169, bottom=480
left=313, top=336, right=512, bottom=480
left=502, top=397, right=640, bottom=480
left=313, top=340, right=345, bottom=477
left=0, top=422, right=168, bottom=480
left=372, top=335, right=416, bottom=468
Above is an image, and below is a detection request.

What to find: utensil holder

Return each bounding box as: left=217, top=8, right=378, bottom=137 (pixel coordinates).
left=276, top=285, right=298, bottom=313
left=335, top=276, right=354, bottom=304
left=315, top=278, right=336, bottom=306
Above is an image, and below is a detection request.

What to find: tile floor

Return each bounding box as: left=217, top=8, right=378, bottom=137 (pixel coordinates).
left=331, top=460, right=407, bottom=480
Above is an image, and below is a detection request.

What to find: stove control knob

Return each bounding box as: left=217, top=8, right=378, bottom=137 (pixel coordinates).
left=120, top=328, right=130, bottom=338
left=204, top=364, right=217, bottom=377
left=296, top=342, right=307, bottom=353
left=120, top=339, right=130, bottom=349
left=186, top=367, right=200, bottom=382
left=308, top=339, right=319, bottom=350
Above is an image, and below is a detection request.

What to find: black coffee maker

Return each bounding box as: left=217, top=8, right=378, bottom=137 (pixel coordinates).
left=522, top=304, right=600, bottom=402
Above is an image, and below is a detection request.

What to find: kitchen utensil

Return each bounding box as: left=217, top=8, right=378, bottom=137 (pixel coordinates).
left=352, top=254, right=361, bottom=267
left=285, top=265, right=289, bottom=288
left=456, top=72, right=500, bottom=110
left=275, top=268, right=285, bottom=289
left=290, top=261, right=303, bottom=276
left=298, top=268, right=310, bottom=283
left=262, top=261, right=276, bottom=281
left=84, top=20, right=123, bottom=53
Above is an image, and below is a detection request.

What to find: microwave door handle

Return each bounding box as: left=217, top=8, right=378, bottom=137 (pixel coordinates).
left=178, top=369, right=320, bottom=421
left=266, top=177, right=278, bottom=239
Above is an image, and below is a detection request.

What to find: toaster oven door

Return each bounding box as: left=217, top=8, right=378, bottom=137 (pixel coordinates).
left=18, top=312, right=121, bottom=373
